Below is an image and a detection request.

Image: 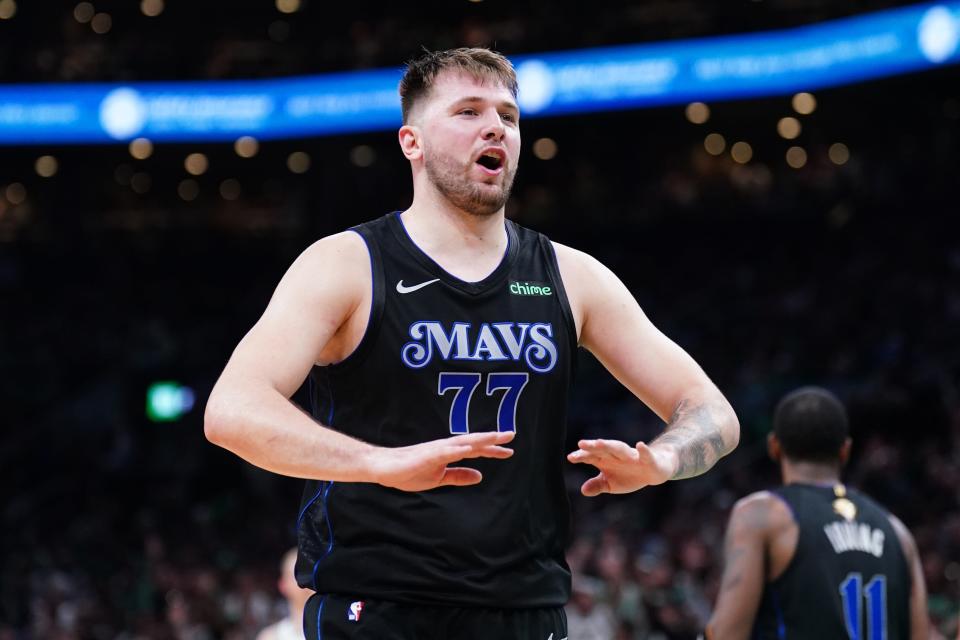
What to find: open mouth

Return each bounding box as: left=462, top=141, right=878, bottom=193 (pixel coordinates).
left=476, top=150, right=505, bottom=173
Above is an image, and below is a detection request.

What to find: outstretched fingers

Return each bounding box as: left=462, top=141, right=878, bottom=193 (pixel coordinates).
left=438, top=467, right=483, bottom=487
left=581, top=472, right=610, bottom=497
left=567, top=438, right=638, bottom=465
left=439, top=431, right=516, bottom=463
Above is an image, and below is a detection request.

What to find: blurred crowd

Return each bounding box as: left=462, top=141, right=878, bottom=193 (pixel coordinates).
left=4, top=112, right=960, bottom=637
left=0, top=1, right=912, bottom=83
left=3, top=2, right=960, bottom=639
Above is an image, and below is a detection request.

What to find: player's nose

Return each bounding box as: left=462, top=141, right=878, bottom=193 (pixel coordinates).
left=480, top=109, right=505, bottom=140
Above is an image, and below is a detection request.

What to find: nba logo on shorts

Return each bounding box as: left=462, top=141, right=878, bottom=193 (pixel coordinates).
left=347, top=600, right=364, bottom=622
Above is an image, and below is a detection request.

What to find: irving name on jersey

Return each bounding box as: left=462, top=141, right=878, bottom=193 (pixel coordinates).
left=823, top=520, right=886, bottom=558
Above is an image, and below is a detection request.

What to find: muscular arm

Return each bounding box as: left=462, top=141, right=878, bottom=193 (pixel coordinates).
left=205, top=232, right=373, bottom=481
left=205, top=232, right=513, bottom=489
left=706, top=493, right=779, bottom=640
left=888, top=514, right=932, bottom=640
left=556, top=243, right=739, bottom=491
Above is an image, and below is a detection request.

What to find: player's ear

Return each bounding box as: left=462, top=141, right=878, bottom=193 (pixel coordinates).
left=767, top=433, right=781, bottom=462
left=838, top=437, right=852, bottom=466
left=398, top=124, right=423, bottom=161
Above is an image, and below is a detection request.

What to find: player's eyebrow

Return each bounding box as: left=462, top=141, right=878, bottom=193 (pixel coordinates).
left=453, top=96, right=520, bottom=113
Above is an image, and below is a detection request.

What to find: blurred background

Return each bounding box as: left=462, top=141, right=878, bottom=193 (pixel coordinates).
left=2, top=1, right=959, bottom=638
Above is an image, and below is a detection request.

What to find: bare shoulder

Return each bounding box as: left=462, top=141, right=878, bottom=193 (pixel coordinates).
left=293, top=230, right=369, bottom=279
left=886, top=511, right=919, bottom=554
left=550, top=240, right=606, bottom=281
left=730, top=491, right=793, bottom=531
left=277, top=230, right=370, bottom=307
left=550, top=240, right=623, bottom=336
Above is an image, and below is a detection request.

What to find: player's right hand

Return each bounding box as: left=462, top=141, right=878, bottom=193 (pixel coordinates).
left=367, top=431, right=515, bottom=492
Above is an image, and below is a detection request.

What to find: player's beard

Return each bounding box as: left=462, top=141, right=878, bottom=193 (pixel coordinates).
left=423, top=146, right=516, bottom=217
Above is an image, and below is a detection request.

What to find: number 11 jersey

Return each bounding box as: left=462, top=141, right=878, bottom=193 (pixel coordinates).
left=296, top=212, right=578, bottom=608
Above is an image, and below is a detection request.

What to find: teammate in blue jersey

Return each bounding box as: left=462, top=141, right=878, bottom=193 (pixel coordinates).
left=706, top=387, right=932, bottom=640
left=205, top=47, right=740, bottom=640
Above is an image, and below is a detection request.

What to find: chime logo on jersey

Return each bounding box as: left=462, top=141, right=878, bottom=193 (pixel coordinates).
left=401, top=321, right=558, bottom=373
left=347, top=600, right=364, bottom=622
left=509, top=280, right=553, bottom=296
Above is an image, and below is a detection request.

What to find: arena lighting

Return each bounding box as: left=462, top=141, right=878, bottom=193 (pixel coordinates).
left=704, top=133, right=726, bottom=155
left=0, top=0, right=16, bottom=20
left=73, top=2, right=94, bottom=23
left=829, top=142, right=851, bottom=164
left=287, top=151, right=310, bottom=173
left=178, top=178, right=199, bottom=201
left=731, top=141, right=753, bottom=164
left=140, top=0, right=164, bottom=17
left=350, top=145, right=376, bottom=167
left=35, top=155, right=58, bottom=177
left=275, top=0, right=300, bottom=13
left=90, top=12, right=112, bottom=35
left=532, top=137, right=558, bottom=160
left=777, top=116, right=802, bottom=139
left=129, top=137, right=153, bottom=159
left=792, top=92, right=818, bottom=115
left=146, top=381, right=195, bottom=423
left=786, top=145, right=808, bottom=168
left=685, top=102, right=710, bottom=124
left=5, top=182, right=26, bottom=204
left=234, top=135, right=259, bottom=158
left=219, top=178, right=241, bottom=200
left=184, top=152, right=208, bottom=175
left=0, top=1, right=958, bottom=144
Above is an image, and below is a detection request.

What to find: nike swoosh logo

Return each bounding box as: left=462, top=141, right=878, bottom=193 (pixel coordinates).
left=396, top=278, right=440, bottom=294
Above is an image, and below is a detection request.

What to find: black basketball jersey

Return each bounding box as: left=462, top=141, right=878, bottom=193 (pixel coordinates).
left=295, top=212, right=577, bottom=608
left=753, top=483, right=911, bottom=640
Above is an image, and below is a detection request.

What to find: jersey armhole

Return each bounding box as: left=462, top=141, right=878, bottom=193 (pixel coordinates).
left=767, top=489, right=802, bottom=585
left=539, top=235, right=579, bottom=361
left=325, top=226, right=386, bottom=371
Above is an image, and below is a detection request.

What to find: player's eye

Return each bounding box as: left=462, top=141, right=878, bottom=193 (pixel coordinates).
left=501, top=113, right=517, bottom=123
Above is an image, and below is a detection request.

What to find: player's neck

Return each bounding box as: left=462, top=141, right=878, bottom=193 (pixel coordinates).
left=403, top=191, right=506, bottom=251
left=781, top=460, right=841, bottom=486
left=401, top=184, right=509, bottom=272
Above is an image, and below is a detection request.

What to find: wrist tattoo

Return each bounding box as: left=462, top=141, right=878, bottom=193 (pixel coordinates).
left=654, top=399, right=730, bottom=480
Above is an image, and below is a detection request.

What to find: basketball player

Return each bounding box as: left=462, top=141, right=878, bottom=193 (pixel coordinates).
left=706, top=387, right=931, bottom=639
left=205, top=48, right=740, bottom=640
left=257, top=548, right=311, bottom=640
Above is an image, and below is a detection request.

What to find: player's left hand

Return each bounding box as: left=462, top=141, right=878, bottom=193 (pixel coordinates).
left=566, top=439, right=678, bottom=496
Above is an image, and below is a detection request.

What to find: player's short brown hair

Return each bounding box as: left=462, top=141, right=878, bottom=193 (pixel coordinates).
left=399, top=48, right=518, bottom=124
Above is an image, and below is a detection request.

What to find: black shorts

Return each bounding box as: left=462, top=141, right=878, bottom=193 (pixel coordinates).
left=304, top=593, right=567, bottom=640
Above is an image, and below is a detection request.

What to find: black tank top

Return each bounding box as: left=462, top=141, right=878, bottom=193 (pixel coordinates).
left=295, top=212, right=577, bottom=608
left=753, top=483, right=911, bottom=639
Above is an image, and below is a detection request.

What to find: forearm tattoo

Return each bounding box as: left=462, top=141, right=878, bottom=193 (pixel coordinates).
left=653, top=399, right=732, bottom=479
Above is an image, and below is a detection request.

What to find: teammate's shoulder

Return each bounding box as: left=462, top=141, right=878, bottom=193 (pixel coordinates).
left=730, top=490, right=794, bottom=529
left=884, top=510, right=917, bottom=549
left=733, top=489, right=781, bottom=510
left=848, top=486, right=891, bottom=511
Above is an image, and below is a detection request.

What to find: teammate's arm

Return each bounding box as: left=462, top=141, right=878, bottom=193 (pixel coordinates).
left=555, top=243, right=739, bottom=494
left=705, top=493, right=773, bottom=640
left=204, top=232, right=514, bottom=490
left=888, top=514, right=933, bottom=640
